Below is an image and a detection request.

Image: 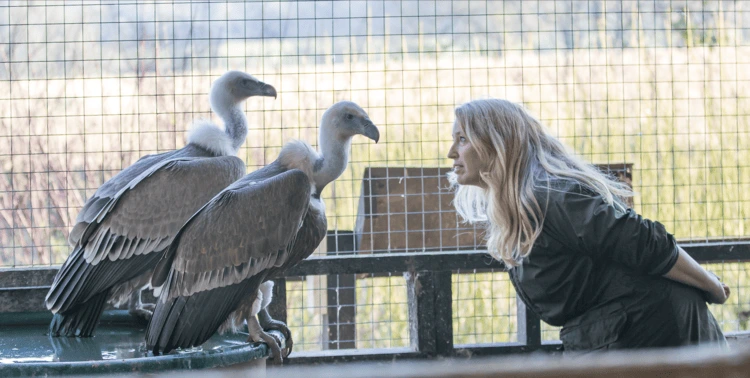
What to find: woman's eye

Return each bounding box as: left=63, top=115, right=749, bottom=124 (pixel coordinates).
left=459, top=136, right=467, bottom=143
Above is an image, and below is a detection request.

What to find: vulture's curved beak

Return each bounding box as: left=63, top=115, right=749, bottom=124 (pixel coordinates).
left=362, top=119, right=380, bottom=143
left=259, top=83, right=277, bottom=99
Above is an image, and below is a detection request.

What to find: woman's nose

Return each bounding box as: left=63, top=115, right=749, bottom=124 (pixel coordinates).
left=447, top=143, right=458, bottom=159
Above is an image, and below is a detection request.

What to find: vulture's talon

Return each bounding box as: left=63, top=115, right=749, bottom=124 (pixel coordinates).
left=263, top=321, right=293, bottom=357
left=282, top=335, right=293, bottom=358
left=258, top=309, right=293, bottom=357
left=248, top=316, right=284, bottom=364
left=258, top=330, right=283, bottom=364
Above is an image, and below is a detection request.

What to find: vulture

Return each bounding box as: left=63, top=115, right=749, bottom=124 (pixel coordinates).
left=45, top=71, right=276, bottom=337
left=145, top=101, right=380, bottom=362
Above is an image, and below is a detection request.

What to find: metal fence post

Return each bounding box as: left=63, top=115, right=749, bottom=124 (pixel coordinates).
left=517, top=297, right=542, bottom=348
left=406, top=270, right=453, bottom=356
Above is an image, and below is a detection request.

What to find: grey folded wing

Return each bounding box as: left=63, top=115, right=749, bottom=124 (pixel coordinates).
left=46, top=156, right=246, bottom=313
left=153, top=168, right=312, bottom=301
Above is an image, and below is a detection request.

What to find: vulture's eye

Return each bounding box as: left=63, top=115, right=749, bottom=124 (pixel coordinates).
left=346, top=114, right=354, bottom=120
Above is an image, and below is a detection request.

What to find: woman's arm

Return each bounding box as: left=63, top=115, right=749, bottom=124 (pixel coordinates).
left=544, top=183, right=731, bottom=305
left=663, top=246, right=730, bottom=304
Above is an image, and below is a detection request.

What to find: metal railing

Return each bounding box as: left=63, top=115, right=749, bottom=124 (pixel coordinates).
left=3, top=234, right=747, bottom=364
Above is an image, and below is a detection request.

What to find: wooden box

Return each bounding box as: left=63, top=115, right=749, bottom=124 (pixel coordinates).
left=353, top=164, right=633, bottom=254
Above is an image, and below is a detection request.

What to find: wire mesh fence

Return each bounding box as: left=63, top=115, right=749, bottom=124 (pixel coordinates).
left=286, top=273, right=409, bottom=352
left=2, top=0, right=749, bottom=351
left=453, top=269, right=518, bottom=345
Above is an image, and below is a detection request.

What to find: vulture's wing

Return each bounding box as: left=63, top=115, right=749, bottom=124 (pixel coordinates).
left=153, top=168, right=312, bottom=301
left=67, top=151, right=178, bottom=247
left=147, top=168, right=311, bottom=353
left=46, top=156, right=246, bottom=313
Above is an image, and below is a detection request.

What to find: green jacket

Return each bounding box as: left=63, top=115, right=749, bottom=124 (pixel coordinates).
left=509, top=179, right=726, bottom=351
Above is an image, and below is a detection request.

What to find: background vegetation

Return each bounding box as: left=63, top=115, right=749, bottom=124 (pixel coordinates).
left=1, top=1, right=747, bottom=351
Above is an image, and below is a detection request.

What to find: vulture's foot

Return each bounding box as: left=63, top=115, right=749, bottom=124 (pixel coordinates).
left=127, top=291, right=154, bottom=324
left=258, top=308, right=293, bottom=357
left=128, top=306, right=154, bottom=324
left=247, top=316, right=283, bottom=364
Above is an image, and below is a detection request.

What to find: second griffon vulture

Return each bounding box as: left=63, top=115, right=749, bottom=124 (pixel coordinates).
left=45, top=71, right=276, bottom=337
left=146, top=101, right=380, bottom=361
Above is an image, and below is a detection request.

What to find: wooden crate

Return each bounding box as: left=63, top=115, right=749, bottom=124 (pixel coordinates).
left=353, top=164, right=633, bottom=254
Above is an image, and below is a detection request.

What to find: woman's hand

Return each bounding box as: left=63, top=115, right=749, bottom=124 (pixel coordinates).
left=664, top=247, right=732, bottom=305
left=704, top=273, right=731, bottom=305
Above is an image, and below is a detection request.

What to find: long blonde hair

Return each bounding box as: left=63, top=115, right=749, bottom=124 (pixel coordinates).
left=448, top=99, right=633, bottom=267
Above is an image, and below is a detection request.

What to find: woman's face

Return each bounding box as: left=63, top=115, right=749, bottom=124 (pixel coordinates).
left=447, top=121, right=487, bottom=188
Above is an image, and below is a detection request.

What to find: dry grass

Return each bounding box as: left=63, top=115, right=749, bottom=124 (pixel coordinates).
left=3, top=41, right=749, bottom=349
left=4, top=46, right=749, bottom=265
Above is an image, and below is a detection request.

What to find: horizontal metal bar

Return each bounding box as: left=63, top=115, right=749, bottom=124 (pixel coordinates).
left=454, top=342, right=563, bottom=356
left=284, top=242, right=750, bottom=277
left=679, top=241, right=750, bottom=263
left=282, top=251, right=502, bottom=277
left=286, top=343, right=564, bottom=364
left=3, top=242, right=750, bottom=288
left=287, top=348, right=422, bottom=365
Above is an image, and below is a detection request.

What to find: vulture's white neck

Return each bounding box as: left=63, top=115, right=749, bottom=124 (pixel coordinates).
left=186, top=86, right=247, bottom=156
left=211, top=89, right=248, bottom=151
left=277, top=128, right=352, bottom=196
left=314, top=133, right=352, bottom=191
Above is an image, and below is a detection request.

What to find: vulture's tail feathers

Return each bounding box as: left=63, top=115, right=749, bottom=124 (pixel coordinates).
left=146, top=278, right=261, bottom=355
left=49, top=289, right=109, bottom=337
left=45, top=245, right=88, bottom=312
left=146, top=295, right=188, bottom=355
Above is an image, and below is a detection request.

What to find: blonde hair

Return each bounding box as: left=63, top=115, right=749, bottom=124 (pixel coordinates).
left=448, top=99, right=633, bottom=267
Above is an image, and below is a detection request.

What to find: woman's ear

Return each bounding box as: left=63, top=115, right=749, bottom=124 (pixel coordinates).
left=479, top=171, right=492, bottom=190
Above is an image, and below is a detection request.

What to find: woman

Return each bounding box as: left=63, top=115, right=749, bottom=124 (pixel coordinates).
left=447, top=98, right=729, bottom=351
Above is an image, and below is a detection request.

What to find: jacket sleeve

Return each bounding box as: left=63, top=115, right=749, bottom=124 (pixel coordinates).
left=542, top=184, right=679, bottom=276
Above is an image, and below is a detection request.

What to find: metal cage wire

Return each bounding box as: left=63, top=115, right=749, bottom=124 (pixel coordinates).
left=1, top=0, right=749, bottom=351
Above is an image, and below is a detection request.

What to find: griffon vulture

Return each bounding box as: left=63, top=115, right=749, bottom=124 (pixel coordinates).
left=146, top=101, right=380, bottom=362
left=45, top=71, right=276, bottom=337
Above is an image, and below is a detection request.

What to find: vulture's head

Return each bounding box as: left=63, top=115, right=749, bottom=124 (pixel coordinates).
left=320, top=101, right=380, bottom=144
left=210, top=71, right=277, bottom=111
